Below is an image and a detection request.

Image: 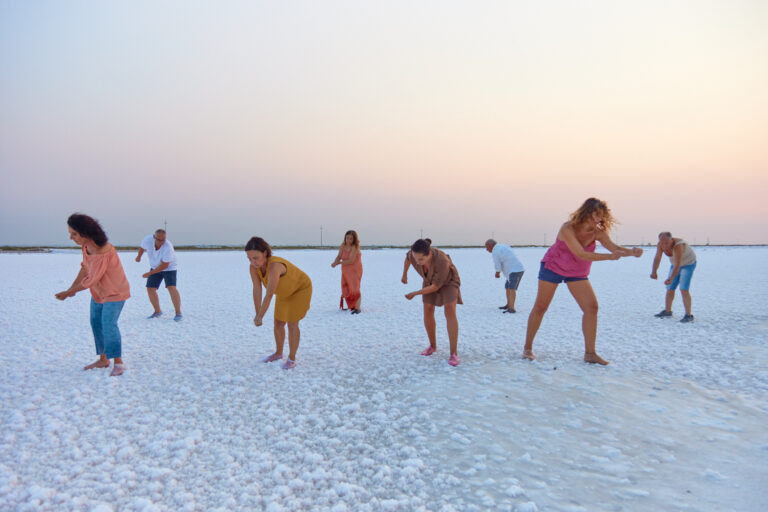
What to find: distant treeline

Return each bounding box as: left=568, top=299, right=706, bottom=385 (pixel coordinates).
left=2, top=244, right=767, bottom=253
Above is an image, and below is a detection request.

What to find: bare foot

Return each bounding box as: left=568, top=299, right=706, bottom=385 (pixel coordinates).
left=83, top=359, right=110, bottom=370
left=584, top=352, right=609, bottom=365
left=522, top=349, right=536, bottom=361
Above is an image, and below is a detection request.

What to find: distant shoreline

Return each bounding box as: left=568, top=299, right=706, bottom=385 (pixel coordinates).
left=2, top=244, right=767, bottom=253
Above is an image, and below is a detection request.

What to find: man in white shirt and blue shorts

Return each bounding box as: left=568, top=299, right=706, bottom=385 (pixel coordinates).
left=485, top=239, right=525, bottom=313
left=136, top=229, right=183, bottom=321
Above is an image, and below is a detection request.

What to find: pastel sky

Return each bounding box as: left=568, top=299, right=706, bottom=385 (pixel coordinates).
left=1, top=0, right=766, bottom=246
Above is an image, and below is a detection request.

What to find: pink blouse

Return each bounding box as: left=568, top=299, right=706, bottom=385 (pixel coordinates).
left=81, top=245, right=131, bottom=303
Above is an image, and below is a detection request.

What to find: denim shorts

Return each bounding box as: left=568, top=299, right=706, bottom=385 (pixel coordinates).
left=505, top=271, right=524, bottom=290
left=537, top=262, right=587, bottom=284
left=666, top=261, right=696, bottom=291
left=146, top=270, right=177, bottom=288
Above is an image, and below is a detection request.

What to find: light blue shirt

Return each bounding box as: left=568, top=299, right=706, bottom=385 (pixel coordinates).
left=492, top=243, right=524, bottom=275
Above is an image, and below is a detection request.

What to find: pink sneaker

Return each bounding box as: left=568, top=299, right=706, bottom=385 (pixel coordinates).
left=282, top=359, right=296, bottom=370
left=109, top=363, right=125, bottom=376
left=420, top=346, right=437, bottom=356
left=448, top=354, right=460, bottom=367
left=263, top=353, right=282, bottom=363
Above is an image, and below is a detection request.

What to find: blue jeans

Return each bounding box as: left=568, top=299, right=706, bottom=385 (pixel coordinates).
left=666, top=261, right=697, bottom=291
left=90, top=298, right=126, bottom=359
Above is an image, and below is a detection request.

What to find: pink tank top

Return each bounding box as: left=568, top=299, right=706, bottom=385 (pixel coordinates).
left=541, top=238, right=595, bottom=278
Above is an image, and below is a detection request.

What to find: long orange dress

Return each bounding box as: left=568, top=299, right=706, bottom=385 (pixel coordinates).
left=340, top=247, right=363, bottom=309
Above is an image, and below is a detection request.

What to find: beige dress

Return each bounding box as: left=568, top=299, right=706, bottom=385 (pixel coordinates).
left=408, top=247, right=462, bottom=306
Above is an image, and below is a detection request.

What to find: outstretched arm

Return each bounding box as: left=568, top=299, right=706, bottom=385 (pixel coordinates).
left=405, top=284, right=439, bottom=300
left=331, top=246, right=343, bottom=267
left=650, top=245, right=663, bottom=279
left=560, top=224, right=620, bottom=262
left=135, top=247, right=145, bottom=262
left=401, top=254, right=412, bottom=284
left=55, top=267, right=87, bottom=300
left=597, top=232, right=643, bottom=258
left=142, top=261, right=169, bottom=278
left=664, top=245, right=685, bottom=285
left=255, top=263, right=284, bottom=326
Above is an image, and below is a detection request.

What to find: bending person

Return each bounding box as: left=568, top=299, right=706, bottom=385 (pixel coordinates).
left=55, top=213, right=131, bottom=376
left=331, top=230, right=363, bottom=314
left=403, top=239, right=462, bottom=366
left=650, top=231, right=696, bottom=322
left=522, top=198, right=643, bottom=365
left=485, top=239, right=525, bottom=313
left=136, top=229, right=182, bottom=321
left=246, top=237, right=312, bottom=369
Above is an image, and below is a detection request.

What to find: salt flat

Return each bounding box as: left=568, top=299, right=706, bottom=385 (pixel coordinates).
left=1, top=247, right=766, bottom=511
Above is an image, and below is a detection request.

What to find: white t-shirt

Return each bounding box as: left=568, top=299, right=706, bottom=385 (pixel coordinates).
left=492, top=243, right=524, bottom=275
left=141, top=234, right=178, bottom=271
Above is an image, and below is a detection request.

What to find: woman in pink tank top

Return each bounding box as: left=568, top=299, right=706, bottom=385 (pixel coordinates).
left=523, top=198, right=643, bottom=365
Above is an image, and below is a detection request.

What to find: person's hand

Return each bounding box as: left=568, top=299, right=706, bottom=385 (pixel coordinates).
left=632, top=247, right=643, bottom=257
left=401, top=275, right=408, bottom=285
left=142, top=272, right=151, bottom=278
left=254, top=315, right=263, bottom=327
left=495, top=272, right=500, bottom=279
left=55, top=289, right=74, bottom=300
left=135, top=255, right=141, bottom=262
left=405, top=292, right=416, bottom=300
left=331, top=262, right=337, bottom=268
left=664, top=277, right=672, bottom=285
left=650, top=272, right=657, bottom=280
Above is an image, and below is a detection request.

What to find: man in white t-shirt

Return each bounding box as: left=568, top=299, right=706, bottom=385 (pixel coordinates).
left=485, top=239, right=525, bottom=313
left=136, top=229, right=182, bottom=321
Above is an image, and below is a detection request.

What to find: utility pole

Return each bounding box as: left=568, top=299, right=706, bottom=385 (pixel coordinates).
left=420, top=228, right=423, bottom=239
left=320, top=226, right=323, bottom=247
left=164, top=219, right=167, bottom=232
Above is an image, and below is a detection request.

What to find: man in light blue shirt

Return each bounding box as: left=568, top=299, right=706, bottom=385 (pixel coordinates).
left=485, top=239, right=524, bottom=313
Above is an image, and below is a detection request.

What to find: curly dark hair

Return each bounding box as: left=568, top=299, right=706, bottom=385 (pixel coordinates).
left=67, top=213, right=108, bottom=247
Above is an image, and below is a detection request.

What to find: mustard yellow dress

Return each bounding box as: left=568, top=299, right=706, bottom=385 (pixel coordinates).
left=257, top=256, right=312, bottom=322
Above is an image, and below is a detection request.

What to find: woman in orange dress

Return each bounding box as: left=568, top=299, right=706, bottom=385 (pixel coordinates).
left=331, top=230, right=363, bottom=314
left=55, top=213, right=131, bottom=376
left=247, top=237, right=312, bottom=369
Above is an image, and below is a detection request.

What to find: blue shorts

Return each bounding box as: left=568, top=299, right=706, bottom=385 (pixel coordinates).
left=537, top=262, right=587, bottom=284
left=146, top=270, right=177, bottom=288
left=666, top=262, right=696, bottom=291
left=505, top=271, right=524, bottom=290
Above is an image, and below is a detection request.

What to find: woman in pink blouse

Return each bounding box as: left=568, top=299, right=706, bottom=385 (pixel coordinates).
left=56, top=214, right=131, bottom=376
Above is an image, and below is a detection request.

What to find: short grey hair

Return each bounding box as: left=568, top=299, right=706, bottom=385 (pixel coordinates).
left=485, top=239, right=497, bottom=247
left=155, top=229, right=166, bottom=235
left=658, top=231, right=672, bottom=239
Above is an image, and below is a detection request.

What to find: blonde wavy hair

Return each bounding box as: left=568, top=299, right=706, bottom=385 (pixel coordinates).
left=569, top=198, right=616, bottom=232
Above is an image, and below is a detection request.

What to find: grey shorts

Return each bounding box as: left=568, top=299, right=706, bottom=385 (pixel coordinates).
left=505, top=271, right=524, bottom=290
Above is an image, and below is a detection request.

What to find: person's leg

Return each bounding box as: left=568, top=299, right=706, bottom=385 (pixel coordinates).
left=444, top=301, right=458, bottom=356
left=523, top=280, right=558, bottom=359
left=287, top=322, right=301, bottom=361
left=101, top=301, right=126, bottom=365
left=85, top=298, right=109, bottom=369
left=273, top=319, right=286, bottom=356
left=665, top=289, right=675, bottom=312
left=678, top=263, right=695, bottom=317
left=565, top=279, right=608, bottom=365
left=505, top=288, right=515, bottom=310
left=423, top=302, right=437, bottom=350
left=147, top=287, right=161, bottom=314
left=167, top=286, right=182, bottom=315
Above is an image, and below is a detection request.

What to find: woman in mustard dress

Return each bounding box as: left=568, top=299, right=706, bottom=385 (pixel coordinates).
left=246, top=237, right=312, bottom=369
left=331, top=230, right=363, bottom=314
